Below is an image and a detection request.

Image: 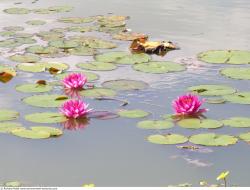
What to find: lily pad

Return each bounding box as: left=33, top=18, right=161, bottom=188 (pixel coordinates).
left=147, top=134, right=188, bottom=145
left=177, top=119, right=223, bottom=129
left=67, top=46, right=97, bottom=56
left=37, top=31, right=64, bottom=41
left=118, top=109, right=150, bottom=118
left=15, top=37, right=36, bottom=44
left=16, top=83, right=53, bottom=93
left=26, top=45, right=60, bottom=55
left=198, top=50, right=250, bottom=64
left=188, top=84, right=236, bottom=96
left=49, top=40, right=80, bottom=49
left=220, top=67, right=250, bottom=80
left=137, top=120, right=173, bottom=129
left=3, top=26, right=24, bottom=31
left=206, top=97, right=226, bottom=104
left=67, top=26, right=96, bottom=32
left=112, top=32, right=148, bottom=41
left=222, top=117, right=250, bottom=128
left=0, top=39, right=21, bottom=48
left=239, top=132, right=250, bottom=142
left=9, top=53, right=40, bottom=63
left=80, top=88, right=117, bottom=98
left=3, top=181, right=22, bottom=187
left=133, top=61, right=186, bottom=73
left=26, top=20, right=46, bottom=25
left=25, top=112, right=67, bottom=123
left=4, top=8, right=30, bottom=14
left=95, top=51, right=128, bottom=62
left=23, top=94, right=68, bottom=107
left=76, top=61, right=117, bottom=71
left=58, top=17, right=95, bottom=24
left=189, top=133, right=238, bottom=146
left=0, top=122, right=24, bottom=133
left=102, top=79, right=148, bottom=91
left=0, top=109, right=19, bottom=121
left=87, top=39, right=117, bottom=49
left=223, top=92, right=250, bottom=104
left=0, top=31, right=15, bottom=37
left=11, top=129, right=50, bottom=139
left=17, top=63, right=45, bottom=73
left=55, top=71, right=99, bottom=82
left=31, top=126, right=63, bottom=136
left=47, top=5, right=73, bottom=13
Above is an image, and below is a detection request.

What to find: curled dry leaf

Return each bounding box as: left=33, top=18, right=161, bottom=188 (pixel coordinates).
left=48, top=67, right=62, bottom=75
left=36, top=80, right=47, bottom=85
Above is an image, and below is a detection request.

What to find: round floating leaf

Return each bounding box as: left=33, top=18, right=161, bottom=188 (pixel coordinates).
left=95, top=51, right=128, bottom=62
left=11, top=129, right=50, bottom=139
left=43, top=62, right=69, bottom=71
left=133, top=61, right=186, bottom=74
left=55, top=71, right=99, bottom=82
left=239, top=132, right=250, bottom=142
left=0, top=109, right=19, bottom=121
left=220, top=67, right=250, bottom=80
left=9, top=53, right=40, bottom=63
left=58, top=17, right=95, bottom=24
left=68, top=46, right=97, bottom=56
left=16, top=83, right=53, bottom=93
left=3, top=26, right=24, bottom=31
left=147, top=134, right=188, bottom=145
left=37, top=31, right=64, bottom=41
left=223, top=92, right=250, bottom=104
left=222, top=117, right=250, bottom=128
left=189, top=133, right=238, bottom=146
left=48, top=5, right=73, bottom=13
left=26, top=45, right=60, bottom=55
left=198, top=50, right=250, bottom=64
left=31, top=126, right=63, bottom=136
left=76, top=61, right=117, bottom=71
left=67, top=26, right=96, bottom=32
left=112, top=32, right=148, bottom=41
left=49, top=40, right=80, bottom=49
left=116, top=53, right=151, bottom=65
left=0, top=31, right=15, bottom=37
left=102, top=79, right=148, bottom=91
left=4, top=8, right=30, bottom=14
left=26, top=20, right=46, bottom=25
left=178, top=119, right=223, bottom=129
left=17, top=63, right=45, bottom=73
left=137, top=120, right=173, bottom=129
left=80, top=88, right=117, bottom=98
left=23, top=94, right=68, bottom=107
left=206, top=97, right=226, bottom=104
left=188, top=84, right=236, bottom=96
left=0, top=122, right=24, bottom=133
left=0, top=39, right=21, bottom=48
left=25, top=112, right=67, bottom=123
left=14, top=33, right=33, bottom=38
left=87, top=39, right=117, bottom=49
left=118, top=109, right=150, bottom=118
left=15, top=37, right=36, bottom=44
left=4, top=181, right=22, bottom=187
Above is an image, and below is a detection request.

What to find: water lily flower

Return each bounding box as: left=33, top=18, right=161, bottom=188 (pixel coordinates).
left=172, top=93, right=207, bottom=115
left=62, top=73, right=87, bottom=89
left=60, top=99, right=92, bottom=119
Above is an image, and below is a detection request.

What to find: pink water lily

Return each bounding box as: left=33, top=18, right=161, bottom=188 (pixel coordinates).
left=172, top=93, right=207, bottom=115
left=60, top=99, right=92, bottom=119
left=62, top=73, right=87, bottom=89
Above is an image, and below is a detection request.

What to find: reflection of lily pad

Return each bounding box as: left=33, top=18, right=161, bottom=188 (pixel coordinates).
left=9, top=53, right=40, bottom=63
left=220, top=67, right=250, bottom=80
left=4, top=8, right=30, bottom=14
left=223, top=92, right=250, bottom=104
left=11, top=129, right=50, bottom=139
left=239, top=132, right=250, bottom=142
left=25, top=112, right=67, bottom=123
left=189, top=133, right=238, bottom=146
left=31, top=126, right=63, bottom=136
left=222, top=117, right=250, bottom=128
left=0, top=109, right=19, bottom=121
left=137, top=120, right=173, bottom=129
left=16, top=83, right=53, bottom=93
left=55, top=71, right=99, bottom=82
left=133, top=61, right=186, bottom=73
left=76, top=61, right=117, bottom=71
left=80, top=88, right=116, bottom=98
left=23, top=94, right=68, bottom=107
left=178, top=119, right=223, bottom=129
left=102, top=79, right=148, bottom=91
left=118, top=109, right=150, bottom=118
left=147, top=134, right=188, bottom=145
left=198, top=50, right=250, bottom=64
left=188, top=84, right=236, bottom=96
left=0, top=122, right=24, bottom=133
left=26, top=20, right=46, bottom=25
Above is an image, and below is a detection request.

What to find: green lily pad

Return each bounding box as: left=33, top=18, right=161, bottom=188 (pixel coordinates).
left=189, top=133, right=238, bottom=146
left=4, top=8, right=30, bottom=14
left=67, top=26, right=96, bottom=32
left=87, top=39, right=117, bottom=49
left=9, top=53, right=40, bottom=63
left=67, top=46, right=97, bottom=56
left=31, top=126, right=63, bottom=136
left=222, top=117, right=250, bottom=128
left=80, top=88, right=117, bottom=98
left=137, top=120, right=173, bottom=129
left=55, top=71, right=99, bottom=82
left=26, top=20, right=46, bottom=25
left=26, top=45, right=60, bottom=55
left=102, top=79, right=148, bottom=91
left=58, top=17, right=95, bottom=24
left=147, top=134, right=188, bottom=145
left=118, top=109, right=150, bottom=118
left=17, top=63, right=45, bottom=73
left=76, top=61, right=117, bottom=71
left=188, top=84, right=236, bottom=96
left=0, top=31, right=16, bottom=37
left=4, top=181, right=22, bottom=187
left=25, top=112, right=67, bottom=123
left=95, top=51, right=128, bottom=62
left=206, top=97, right=226, bottom=104
left=43, top=61, right=69, bottom=71
left=49, top=40, right=80, bottom=49
left=112, top=32, right=148, bottom=41
left=11, top=129, right=50, bottom=139
left=177, top=119, right=223, bottom=129
left=239, top=132, right=250, bottom=142
left=15, top=37, right=36, bottom=44
left=0, top=109, right=19, bottom=121
left=47, top=5, right=73, bottom=13
left=16, top=83, right=53, bottom=93
left=223, top=92, right=250, bottom=104
left=0, top=122, right=24, bottom=133
left=37, top=31, right=64, bottom=41
left=220, top=67, right=250, bottom=80
left=133, top=61, right=186, bottom=73
left=23, top=94, right=68, bottom=107
left=3, top=26, right=24, bottom=31
left=198, top=50, right=250, bottom=64
left=14, top=32, right=33, bottom=38
left=0, top=39, right=21, bottom=48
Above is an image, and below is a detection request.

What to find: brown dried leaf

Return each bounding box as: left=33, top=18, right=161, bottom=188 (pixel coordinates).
left=36, top=80, right=47, bottom=85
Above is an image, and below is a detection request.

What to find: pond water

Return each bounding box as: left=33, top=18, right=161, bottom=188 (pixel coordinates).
left=0, top=0, right=250, bottom=187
